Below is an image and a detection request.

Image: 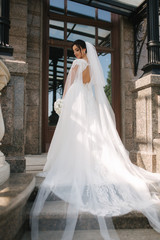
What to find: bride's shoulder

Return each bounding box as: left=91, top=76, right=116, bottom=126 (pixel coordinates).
left=72, top=59, right=88, bottom=69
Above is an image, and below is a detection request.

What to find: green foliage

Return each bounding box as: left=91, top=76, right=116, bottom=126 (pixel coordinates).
left=104, top=64, right=112, bottom=104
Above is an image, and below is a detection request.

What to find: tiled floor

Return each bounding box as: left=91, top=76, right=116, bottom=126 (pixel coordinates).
left=21, top=229, right=160, bottom=240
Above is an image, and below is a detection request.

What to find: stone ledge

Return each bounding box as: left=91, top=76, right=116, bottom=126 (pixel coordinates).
left=0, top=173, right=35, bottom=240
left=130, top=74, right=160, bottom=92
left=0, top=58, right=28, bottom=76
left=26, top=200, right=152, bottom=231
left=21, top=229, right=160, bottom=240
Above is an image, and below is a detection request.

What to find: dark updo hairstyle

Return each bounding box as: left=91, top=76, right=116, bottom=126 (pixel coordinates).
left=71, top=39, right=87, bottom=53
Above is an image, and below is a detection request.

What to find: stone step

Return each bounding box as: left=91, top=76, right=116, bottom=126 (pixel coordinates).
left=25, top=154, right=46, bottom=174
left=28, top=179, right=61, bottom=202
left=21, top=229, right=160, bottom=240
left=26, top=200, right=151, bottom=231
left=26, top=176, right=159, bottom=234
left=0, top=173, right=35, bottom=240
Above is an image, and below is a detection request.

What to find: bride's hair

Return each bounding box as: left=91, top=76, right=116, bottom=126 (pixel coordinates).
left=71, top=39, right=87, bottom=53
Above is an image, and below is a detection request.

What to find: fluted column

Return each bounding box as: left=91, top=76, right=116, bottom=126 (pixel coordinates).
left=0, top=60, right=10, bottom=185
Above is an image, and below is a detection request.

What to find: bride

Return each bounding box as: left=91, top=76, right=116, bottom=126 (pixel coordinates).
left=31, top=40, right=160, bottom=240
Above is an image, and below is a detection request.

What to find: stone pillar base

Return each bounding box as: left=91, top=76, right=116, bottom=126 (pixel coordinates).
left=6, top=156, right=26, bottom=173
left=131, top=74, right=160, bottom=173
left=130, top=150, right=156, bottom=172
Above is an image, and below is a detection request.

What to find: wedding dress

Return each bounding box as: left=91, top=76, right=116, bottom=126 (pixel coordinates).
left=31, top=42, right=160, bottom=240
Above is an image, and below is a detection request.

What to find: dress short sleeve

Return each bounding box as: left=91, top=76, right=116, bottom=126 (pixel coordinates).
left=72, top=59, right=88, bottom=72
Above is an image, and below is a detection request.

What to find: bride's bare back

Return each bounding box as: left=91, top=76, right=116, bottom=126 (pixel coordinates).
left=82, top=66, right=90, bottom=84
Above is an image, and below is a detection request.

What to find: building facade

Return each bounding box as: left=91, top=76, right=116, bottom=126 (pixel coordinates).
left=0, top=0, right=160, bottom=173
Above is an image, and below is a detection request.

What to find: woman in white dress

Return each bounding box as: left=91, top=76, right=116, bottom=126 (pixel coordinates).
left=31, top=40, right=160, bottom=240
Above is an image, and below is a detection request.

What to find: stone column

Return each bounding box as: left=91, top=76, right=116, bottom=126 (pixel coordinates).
left=0, top=60, right=10, bottom=185
left=130, top=74, right=160, bottom=173
left=1, top=59, right=28, bottom=173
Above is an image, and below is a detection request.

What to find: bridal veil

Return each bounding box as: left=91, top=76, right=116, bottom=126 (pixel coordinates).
left=30, top=42, right=160, bottom=240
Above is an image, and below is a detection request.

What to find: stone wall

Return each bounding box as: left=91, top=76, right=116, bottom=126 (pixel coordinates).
left=0, top=0, right=42, bottom=172
left=120, top=17, right=147, bottom=155
left=25, top=0, right=42, bottom=154
left=10, top=0, right=28, bottom=61
left=121, top=17, right=135, bottom=152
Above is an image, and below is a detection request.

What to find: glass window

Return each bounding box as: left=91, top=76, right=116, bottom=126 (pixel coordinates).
left=50, top=0, right=64, bottom=14
left=98, top=28, right=111, bottom=48
left=98, top=9, right=111, bottom=22
left=48, top=47, right=64, bottom=126
left=98, top=53, right=112, bottom=104
left=49, top=20, right=64, bottom=40
left=67, top=0, right=95, bottom=18
left=50, top=0, right=64, bottom=8
left=67, top=23, right=95, bottom=45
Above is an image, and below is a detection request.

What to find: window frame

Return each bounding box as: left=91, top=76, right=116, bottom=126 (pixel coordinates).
left=42, top=0, right=121, bottom=151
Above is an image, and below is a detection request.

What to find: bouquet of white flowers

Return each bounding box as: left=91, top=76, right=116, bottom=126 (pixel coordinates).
left=54, top=98, right=63, bottom=116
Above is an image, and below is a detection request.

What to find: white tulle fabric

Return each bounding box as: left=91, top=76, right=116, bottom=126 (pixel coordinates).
left=31, top=42, right=160, bottom=240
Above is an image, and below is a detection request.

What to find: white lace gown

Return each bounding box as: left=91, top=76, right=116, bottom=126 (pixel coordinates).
left=31, top=58, right=160, bottom=240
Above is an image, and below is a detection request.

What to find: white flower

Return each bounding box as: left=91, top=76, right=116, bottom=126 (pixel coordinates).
left=54, top=99, right=63, bottom=116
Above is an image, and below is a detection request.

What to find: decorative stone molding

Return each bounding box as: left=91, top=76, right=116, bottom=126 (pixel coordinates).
left=0, top=60, right=10, bottom=185
left=134, top=18, right=147, bottom=75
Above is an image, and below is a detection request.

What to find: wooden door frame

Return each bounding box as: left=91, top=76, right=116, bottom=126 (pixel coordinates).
left=42, top=0, right=49, bottom=152
left=42, top=0, right=121, bottom=152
